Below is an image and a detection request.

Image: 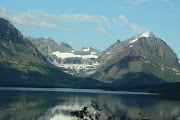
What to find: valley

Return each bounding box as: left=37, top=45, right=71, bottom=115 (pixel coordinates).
left=0, top=17, right=180, bottom=89
left=1, top=1, right=180, bottom=120
left=27, top=31, right=180, bottom=87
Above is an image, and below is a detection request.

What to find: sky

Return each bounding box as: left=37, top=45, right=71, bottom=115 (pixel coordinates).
left=0, top=0, right=180, bottom=57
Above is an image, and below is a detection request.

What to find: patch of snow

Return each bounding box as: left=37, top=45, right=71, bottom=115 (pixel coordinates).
left=44, top=37, right=49, bottom=39
left=161, top=66, right=164, bottom=71
left=129, top=45, right=133, bottom=47
left=52, top=51, right=98, bottom=59
left=129, top=31, right=151, bottom=44
left=173, top=68, right=179, bottom=72
left=129, top=37, right=138, bottom=44
left=145, top=61, right=156, bottom=67
left=91, top=51, right=97, bottom=55
left=176, top=73, right=180, bottom=75
left=106, top=56, right=112, bottom=60
left=82, top=47, right=90, bottom=52
left=3, top=44, right=7, bottom=47
left=179, top=59, right=180, bottom=64
left=106, top=52, right=111, bottom=54
left=127, top=52, right=130, bottom=55
left=141, top=55, right=146, bottom=58
left=139, top=31, right=151, bottom=38
left=54, top=62, right=100, bottom=75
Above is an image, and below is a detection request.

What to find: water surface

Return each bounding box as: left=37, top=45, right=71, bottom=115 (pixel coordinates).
left=0, top=87, right=179, bottom=120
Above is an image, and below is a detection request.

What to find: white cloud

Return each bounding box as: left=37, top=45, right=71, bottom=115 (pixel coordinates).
left=128, top=0, right=151, bottom=5
left=96, top=25, right=106, bottom=34
left=116, top=15, right=148, bottom=34
left=38, top=22, right=59, bottom=29
left=0, top=7, right=109, bottom=30
left=129, top=23, right=148, bottom=34
left=18, top=9, right=108, bottom=23
left=112, top=18, right=124, bottom=27
left=0, top=7, right=8, bottom=14
left=119, top=15, right=128, bottom=23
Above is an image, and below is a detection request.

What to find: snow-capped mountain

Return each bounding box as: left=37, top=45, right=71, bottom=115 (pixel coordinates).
left=53, top=47, right=101, bottom=76
left=90, top=31, right=180, bottom=86
left=27, top=31, right=180, bottom=85
left=98, top=31, right=158, bottom=66
left=27, top=37, right=101, bottom=76
left=0, top=18, right=103, bottom=88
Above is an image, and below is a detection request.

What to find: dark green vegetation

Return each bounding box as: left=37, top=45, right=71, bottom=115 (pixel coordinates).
left=1, top=17, right=180, bottom=94
left=0, top=18, right=104, bottom=88
left=70, top=100, right=127, bottom=120
left=70, top=100, right=177, bottom=120
left=91, top=32, right=180, bottom=86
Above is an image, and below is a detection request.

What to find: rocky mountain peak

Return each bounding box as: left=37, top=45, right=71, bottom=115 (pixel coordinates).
left=91, top=31, right=180, bottom=86
left=139, top=31, right=154, bottom=38
left=129, top=31, right=155, bottom=44
left=59, top=42, right=71, bottom=48
left=44, top=37, right=49, bottom=40
left=0, top=18, right=23, bottom=42
left=117, top=39, right=121, bottom=42
left=58, top=42, right=74, bottom=52
left=0, top=18, right=47, bottom=63
left=81, top=47, right=90, bottom=52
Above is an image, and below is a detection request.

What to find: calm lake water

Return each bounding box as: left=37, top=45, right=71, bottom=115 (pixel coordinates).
left=0, top=87, right=180, bottom=120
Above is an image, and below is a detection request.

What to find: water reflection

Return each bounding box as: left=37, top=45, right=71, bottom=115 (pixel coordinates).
left=0, top=90, right=180, bottom=120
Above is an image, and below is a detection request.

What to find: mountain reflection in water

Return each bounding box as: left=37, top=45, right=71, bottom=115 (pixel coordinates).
left=0, top=89, right=180, bottom=120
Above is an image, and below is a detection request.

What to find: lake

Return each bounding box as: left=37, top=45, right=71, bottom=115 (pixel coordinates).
left=0, top=87, right=180, bottom=120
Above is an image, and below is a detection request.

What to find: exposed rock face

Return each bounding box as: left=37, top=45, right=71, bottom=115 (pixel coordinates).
left=0, top=18, right=102, bottom=88
left=0, top=18, right=47, bottom=63
left=27, top=37, right=101, bottom=77
left=27, top=37, right=59, bottom=56
left=58, top=42, right=74, bottom=53
left=90, top=31, right=180, bottom=86
left=26, top=27, right=180, bottom=86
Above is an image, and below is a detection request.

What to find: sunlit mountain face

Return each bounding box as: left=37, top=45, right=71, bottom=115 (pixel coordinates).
left=0, top=1, right=180, bottom=120
left=1, top=90, right=180, bottom=120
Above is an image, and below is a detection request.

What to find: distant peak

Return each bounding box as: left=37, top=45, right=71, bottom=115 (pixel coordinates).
left=60, top=42, right=68, bottom=46
left=59, top=42, right=72, bottom=48
left=129, top=31, right=155, bottom=44
left=117, top=39, right=121, bottom=42
left=139, top=31, right=154, bottom=38
left=44, top=37, right=49, bottom=39
left=82, top=47, right=90, bottom=52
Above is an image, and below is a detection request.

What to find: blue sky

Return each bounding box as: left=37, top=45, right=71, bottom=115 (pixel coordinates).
left=0, top=0, right=180, bottom=57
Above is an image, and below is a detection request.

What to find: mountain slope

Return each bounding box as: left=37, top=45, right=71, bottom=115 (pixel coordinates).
left=27, top=37, right=59, bottom=56
left=58, top=42, right=74, bottom=52
left=0, top=18, right=103, bottom=88
left=27, top=37, right=101, bottom=77
left=90, top=31, right=180, bottom=86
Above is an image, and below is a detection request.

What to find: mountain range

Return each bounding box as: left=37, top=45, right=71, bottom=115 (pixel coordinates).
left=27, top=37, right=101, bottom=76
left=0, top=17, right=180, bottom=88
left=0, top=18, right=103, bottom=88
left=27, top=31, right=180, bottom=86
